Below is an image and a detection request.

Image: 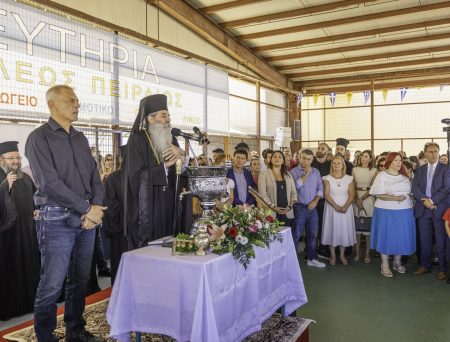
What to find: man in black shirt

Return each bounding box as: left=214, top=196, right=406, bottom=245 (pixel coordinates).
left=26, top=85, right=105, bottom=342
left=311, top=143, right=331, bottom=177
left=311, top=143, right=332, bottom=257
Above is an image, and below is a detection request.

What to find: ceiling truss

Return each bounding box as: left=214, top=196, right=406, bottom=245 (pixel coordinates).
left=184, top=0, right=450, bottom=93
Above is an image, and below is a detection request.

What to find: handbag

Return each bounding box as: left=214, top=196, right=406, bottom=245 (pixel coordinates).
left=354, top=207, right=372, bottom=232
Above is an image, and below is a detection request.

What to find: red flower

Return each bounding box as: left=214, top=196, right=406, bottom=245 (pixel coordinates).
left=266, top=215, right=274, bottom=223
left=227, top=226, right=238, bottom=238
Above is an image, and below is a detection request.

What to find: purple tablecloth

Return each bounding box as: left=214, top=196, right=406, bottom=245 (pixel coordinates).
left=106, top=227, right=307, bottom=342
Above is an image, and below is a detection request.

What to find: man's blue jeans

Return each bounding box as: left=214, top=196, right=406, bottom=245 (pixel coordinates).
left=34, top=206, right=95, bottom=341
left=292, top=203, right=318, bottom=260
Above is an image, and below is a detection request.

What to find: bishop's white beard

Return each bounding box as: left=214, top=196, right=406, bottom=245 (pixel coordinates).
left=148, top=122, right=173, bottom=160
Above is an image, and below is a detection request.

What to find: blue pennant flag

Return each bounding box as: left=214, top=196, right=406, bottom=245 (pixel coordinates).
left=400, top=88, right=408, bottom=102
left=329, top=92, right=336, bottom=107
left=363, top=90, right=370, bottom=105
left=296, top=93, right=303, bottom=107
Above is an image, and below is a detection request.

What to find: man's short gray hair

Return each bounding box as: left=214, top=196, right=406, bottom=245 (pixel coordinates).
left=424, top=142, right=440, bottom=152
left=46, top=85, right=74, bottom=103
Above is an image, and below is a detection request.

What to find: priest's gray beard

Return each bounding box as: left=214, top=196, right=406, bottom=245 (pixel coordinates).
left=5, top=165, right=24, bottom=179
left=148, top=122, right=172, bottom=160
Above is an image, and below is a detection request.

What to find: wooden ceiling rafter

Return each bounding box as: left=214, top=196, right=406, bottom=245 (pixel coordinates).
left=220, top=0, right=376, bottom=28
left=265, top=32, right=450, bottom=62
left=300, top=77, right=450, bottom=95
left=253, top=17, right=450, bottom=52
left=298, top=66, right=450, bottom=88
left=147, top=0, right=292, bottom=88
left=288, top=56, right=450, bottom=79
left=198, top=0, right=268, bottom=14
left=277, top=45, right=450, bottom=71
left=237, top=1, right=450, bottom=40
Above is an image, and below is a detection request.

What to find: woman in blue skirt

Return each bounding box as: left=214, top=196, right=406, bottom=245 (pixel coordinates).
left=369, top=152, right=416, bottom=278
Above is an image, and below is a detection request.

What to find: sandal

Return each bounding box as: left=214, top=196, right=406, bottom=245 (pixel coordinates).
left=381, top=265, right=393, bottom=278
left=364, top=257, right=371, bottom=263
left=353, top=256, right=360, bottom=261
left=393, top=263, right=406, bottom=274
left=330, top=257, right=336, bottom=266
left=340, top=256, right=348, bottom=266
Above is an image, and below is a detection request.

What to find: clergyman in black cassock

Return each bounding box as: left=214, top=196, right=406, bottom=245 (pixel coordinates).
left=125, top=94, right=192, bottom=250
left=0, top=141, right=40, bottom=320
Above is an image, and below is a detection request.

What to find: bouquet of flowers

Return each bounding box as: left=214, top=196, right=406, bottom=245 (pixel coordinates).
left=207, top=205, right=283, bottom=268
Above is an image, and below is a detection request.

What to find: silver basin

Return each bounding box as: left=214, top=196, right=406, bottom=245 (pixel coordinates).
left=186, top=165, right=230, bottom=203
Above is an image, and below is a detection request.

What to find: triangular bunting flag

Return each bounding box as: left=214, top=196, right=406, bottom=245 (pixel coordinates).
left=382, top=89, right=389, bottom=102
left=400, top=87, right=408, bottom=102
left=346, top=92, right=353, bottom=105
left=329, top=92, right=336, bottom=107
left=313, top=94, right=319, bottom=106
left=440, top=84, right=445, bottom=92
left=296, top=93, right=303, bottom=107
left=363, top=90, right=371, bottom=105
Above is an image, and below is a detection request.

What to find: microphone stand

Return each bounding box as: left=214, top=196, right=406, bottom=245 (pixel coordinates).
left=446, top=127, right=450, bottom=161
left=185, top=137, right=199, bottom=166
left=172, top=158, right=183, bottom=236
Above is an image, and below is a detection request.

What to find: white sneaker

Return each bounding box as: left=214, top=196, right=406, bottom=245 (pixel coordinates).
left=307, top=259, right=326, bottom=268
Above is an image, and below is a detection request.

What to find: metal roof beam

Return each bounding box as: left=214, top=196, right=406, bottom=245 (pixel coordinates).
left=220, top=0, right=375, bottom=28
left=238, top=1, right=450, bottom=40
left=300, top=77, right=450, bottom=94
left=199, top=0, right=268, bottom=14
left=287, top=56, right=450, bottom=79
left=254, top=17, right=450, bottom=52
left=266, top=32, right=450, bottom=62
left=278, top=45, right=450, bottom=71
left=299, top=66, right=450, bottom=87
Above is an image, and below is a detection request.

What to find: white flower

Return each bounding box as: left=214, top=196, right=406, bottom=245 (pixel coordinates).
left=264, top=222, right=269, bottom=229
left=255, top=220, right=262, bottom=229
left=235, top=234, right=248, bottom=245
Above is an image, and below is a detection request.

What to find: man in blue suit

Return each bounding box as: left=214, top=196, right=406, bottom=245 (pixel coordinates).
left=412, top=142, right=450, bottom=280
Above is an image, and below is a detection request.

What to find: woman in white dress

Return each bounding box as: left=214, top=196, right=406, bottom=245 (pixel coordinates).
left=352, top=150, right=377, bottom=263
left=370, top=152, right=416, bottom=278
left=322, top=156, right=356, bottom=265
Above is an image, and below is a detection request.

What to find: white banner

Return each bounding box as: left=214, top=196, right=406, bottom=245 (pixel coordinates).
left=0, top=1, right=229, bottom=130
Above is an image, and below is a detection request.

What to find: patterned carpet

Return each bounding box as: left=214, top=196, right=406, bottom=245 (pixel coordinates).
left=3, top=299, right=312, bottom=342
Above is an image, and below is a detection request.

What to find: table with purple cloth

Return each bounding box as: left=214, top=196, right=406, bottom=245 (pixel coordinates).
left=106, top=227, right=308, bottom=342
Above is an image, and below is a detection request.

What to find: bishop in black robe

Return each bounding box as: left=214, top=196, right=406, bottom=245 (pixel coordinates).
left=125, top=94, right=192, bottom=250
left=0, top=141, right=40, bottom=320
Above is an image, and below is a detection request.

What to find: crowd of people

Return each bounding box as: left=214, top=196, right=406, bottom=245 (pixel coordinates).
left=215, top=138, right=450, bottom=283
left=1, top=85, right=450, bottom=341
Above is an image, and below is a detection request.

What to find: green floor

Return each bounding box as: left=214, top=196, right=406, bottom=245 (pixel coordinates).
left=296, top=256, right=450, bottom=342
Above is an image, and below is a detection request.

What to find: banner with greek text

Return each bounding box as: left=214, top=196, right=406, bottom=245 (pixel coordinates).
left=0, top=1, right=229, bottom=131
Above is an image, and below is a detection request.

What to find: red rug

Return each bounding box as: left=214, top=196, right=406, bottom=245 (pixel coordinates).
left=0, top=288, right=112, bottom=342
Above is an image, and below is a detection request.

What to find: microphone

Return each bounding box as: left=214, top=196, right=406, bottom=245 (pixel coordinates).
left=171, top=128, right=200, bottom=141
left=193, top=126, right=210, bottom=145
left=193, top=126, right=203, bottom=138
